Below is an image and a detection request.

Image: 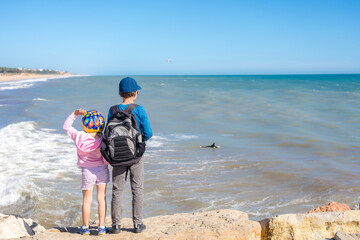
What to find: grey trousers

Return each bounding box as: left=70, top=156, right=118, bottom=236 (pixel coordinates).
left=111, top=158, right=144, bottom=225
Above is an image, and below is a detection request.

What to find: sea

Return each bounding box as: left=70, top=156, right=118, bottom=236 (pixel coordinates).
left=0, top=75, right=359, bottom=228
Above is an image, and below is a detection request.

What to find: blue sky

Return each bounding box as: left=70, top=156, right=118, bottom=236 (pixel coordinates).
left=1, top=0, right=359, bottom=75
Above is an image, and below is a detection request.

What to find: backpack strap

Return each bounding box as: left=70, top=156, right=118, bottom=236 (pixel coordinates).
left=124, top=103, right=141, bottom=132
left=124, top=103, right=139, bottom=114
left=110, top=105, right=120, bottom=115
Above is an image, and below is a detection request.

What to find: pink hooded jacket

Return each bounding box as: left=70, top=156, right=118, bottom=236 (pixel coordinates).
left=63, top=113, right=108, bottom=168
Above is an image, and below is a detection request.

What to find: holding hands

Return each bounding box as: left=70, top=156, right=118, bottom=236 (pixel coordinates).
left=74, top=108, right=87, bottom=116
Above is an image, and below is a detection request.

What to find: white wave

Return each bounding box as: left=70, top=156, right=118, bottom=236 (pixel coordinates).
left=32, top=98, right=49, bottom=101
left=0, top=174, right=30, bottom=206
left=170, top=134, right=198, bottom=140
left=265, top=197, right=312, bottom=210
left=147, top=136, right=169, bottom=147
left=0, top=76, right=72, bottom=91
left=0, top=83, right=34, bottom=90
left=146, top=133, right=198, bottom=148
left=0, top=104, right=8, bottom=107
left=0, top=121, right=78, bottom=206
left=247, top=210, right=271, bottom=218
left=0, top=78, right=49, bottom=91
left=199, top=197, right=237, bottom=212
left=145, top=190, right=162, bottom=200
left=146, top=134, right=199, bottom=149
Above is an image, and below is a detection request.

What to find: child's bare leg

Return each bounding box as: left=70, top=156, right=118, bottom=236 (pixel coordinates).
left=97, top=184, right=107, bottom=226
left=82, top=187, right=93, bottom=226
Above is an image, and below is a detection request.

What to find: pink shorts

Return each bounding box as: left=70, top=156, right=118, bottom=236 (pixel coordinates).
left=81, top=165, right=110, bottom=190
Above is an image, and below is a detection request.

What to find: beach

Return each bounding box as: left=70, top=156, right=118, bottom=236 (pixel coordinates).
left=0, top=73, right=75, bottom=82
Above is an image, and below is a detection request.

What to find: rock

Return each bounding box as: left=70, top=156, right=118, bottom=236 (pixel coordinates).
left=334, top=231, right=360, bottom=240
left=262, top=210, right=360, bottom=240
left=140, top=209, right=261, bottom=240
left=259, top=218, right=270, bottom=240
left=24, top=217, right=46, bottom=235
left=0, top=213, right=46, bottom=239
left=308, top=202, right=351, bottom=213
left=35, top=209, right=261, bottom=240
left=0, top=213, right=34, bottom=239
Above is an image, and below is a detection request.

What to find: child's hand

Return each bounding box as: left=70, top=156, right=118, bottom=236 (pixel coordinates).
left=74, top=108, right=87, bottom=116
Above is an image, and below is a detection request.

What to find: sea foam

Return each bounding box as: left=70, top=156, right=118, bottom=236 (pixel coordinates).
left=0, top=121, right=77, bottom=206
left=0, top=78, right=49, bottom=91
left=0, top=75, right=74, bottom=91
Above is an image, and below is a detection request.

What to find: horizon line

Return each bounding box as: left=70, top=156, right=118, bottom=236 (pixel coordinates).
left=82, top=73, right=360, bottom=76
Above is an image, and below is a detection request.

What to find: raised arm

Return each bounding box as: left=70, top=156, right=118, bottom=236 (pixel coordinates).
left=63, top=108, right=87, bottom=140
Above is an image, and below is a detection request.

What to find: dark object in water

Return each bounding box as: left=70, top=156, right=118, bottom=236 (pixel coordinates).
left=200, top=142, right=220, bottom=149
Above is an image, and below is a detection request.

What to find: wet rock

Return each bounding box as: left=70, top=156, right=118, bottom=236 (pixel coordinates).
left=262, top=210, right=360, bottom=240
left=308, top=202, right=351, bottom=213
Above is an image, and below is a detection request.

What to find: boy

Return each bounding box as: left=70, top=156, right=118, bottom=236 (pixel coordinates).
left=109, top=77, right=152, bottom=234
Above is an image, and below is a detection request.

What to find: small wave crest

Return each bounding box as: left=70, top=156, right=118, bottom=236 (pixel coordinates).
left=32, top=98, right=49, bottom=101
left=147, top=136, right=169, bottom=147
left=170, top=134, right=198, bottom=140
left=0, top=78, right=49, bottom=91
left=147, top=134, right=198, bottom=148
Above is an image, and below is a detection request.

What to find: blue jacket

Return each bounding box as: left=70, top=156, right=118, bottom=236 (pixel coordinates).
left=108, top=104, right=153, bottom=141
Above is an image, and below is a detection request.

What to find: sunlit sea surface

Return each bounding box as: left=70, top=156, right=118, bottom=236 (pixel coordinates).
left=0, top=75, right=359, bottom=228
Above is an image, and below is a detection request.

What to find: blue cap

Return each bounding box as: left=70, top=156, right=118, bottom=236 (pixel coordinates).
left=119, top=77, right=142, bottom=93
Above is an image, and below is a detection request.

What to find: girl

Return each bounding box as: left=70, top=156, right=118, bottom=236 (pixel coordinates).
left=63, top=108, right=109, bottom=235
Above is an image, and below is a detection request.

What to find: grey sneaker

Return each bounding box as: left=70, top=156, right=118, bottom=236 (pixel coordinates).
left=110, top=224, right=121, bottom=234
left=134, top=223, right=146, bottom=233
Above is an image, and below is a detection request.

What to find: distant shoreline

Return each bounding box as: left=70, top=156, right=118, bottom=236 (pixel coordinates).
left=0, top=73, right=77, bottom=82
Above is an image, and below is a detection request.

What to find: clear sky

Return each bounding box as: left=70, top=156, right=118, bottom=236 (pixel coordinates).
left=1, top=0, right=360, bottom=75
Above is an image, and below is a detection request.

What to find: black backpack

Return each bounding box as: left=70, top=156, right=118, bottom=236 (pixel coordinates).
left=100, top=104, right=145, bottom=166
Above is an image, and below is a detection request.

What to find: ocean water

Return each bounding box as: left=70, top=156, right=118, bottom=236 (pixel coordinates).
left=0, top=75, right=359, bottom=228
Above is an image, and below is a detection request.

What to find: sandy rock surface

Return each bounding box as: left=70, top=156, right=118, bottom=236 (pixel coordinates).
left=4, top=207, right=359, bottom=240
left=23, top=209, right=261, bottom=240
left=262, top=210, right=360, bottom=240
left=0, top=213, right=40, bottom=239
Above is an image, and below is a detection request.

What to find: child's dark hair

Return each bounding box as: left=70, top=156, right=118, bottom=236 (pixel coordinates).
left=120, top=91, right=136, bottom=98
